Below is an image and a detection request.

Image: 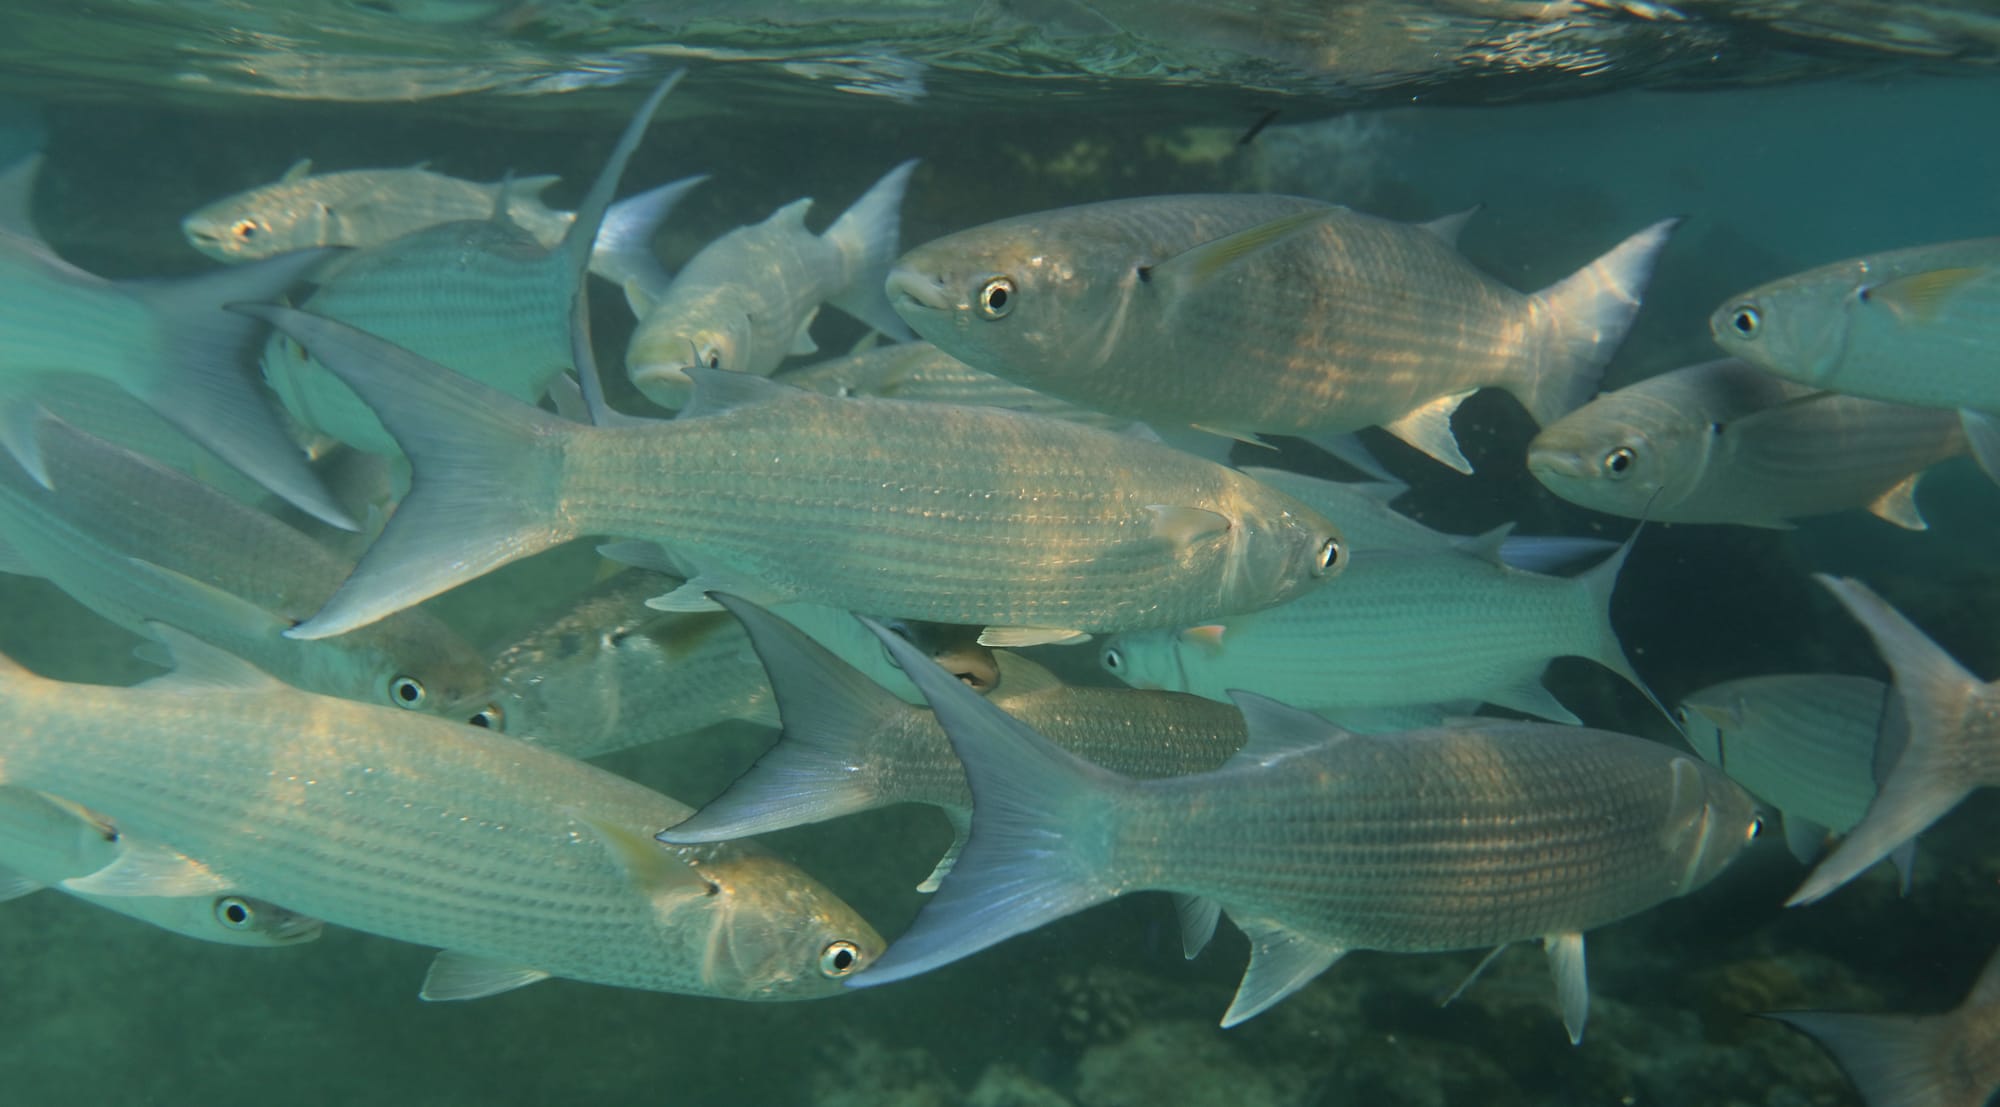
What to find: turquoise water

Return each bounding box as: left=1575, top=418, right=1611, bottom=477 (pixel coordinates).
left=4, top=25, right=2000, bottom=1106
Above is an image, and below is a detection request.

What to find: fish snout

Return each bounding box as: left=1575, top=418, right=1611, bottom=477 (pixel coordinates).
left=885, top=266, right=954, bottom=315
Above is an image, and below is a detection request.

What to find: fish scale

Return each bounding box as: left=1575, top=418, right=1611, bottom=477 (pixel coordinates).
left=0, top=646, right=880, bottom=999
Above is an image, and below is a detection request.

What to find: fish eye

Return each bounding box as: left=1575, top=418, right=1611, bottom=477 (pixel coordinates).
left=818, top=939, right=862, bottom=978
left=467, top=705, right=505, bottom=730
left=214, top=896, right=255, bottom=930
left=1726, top=304, right=1761, bottom=339
left=1602, top=446, right=1636, bottom=478
left=389, top=675, right=426, bottom=709
left=1746, top=815, right=1764, bottom=841
left=1311, top=535, right=1343, bottom=578
left=232, top=219, right=261, bottom=240
left=1102, top=646, right=1124, bottom=672
left=1673, top=706, right=1689, bottom=726
left=699, top=345, right=722, bottom=370
left=977, top=276, right=1015, bottom=320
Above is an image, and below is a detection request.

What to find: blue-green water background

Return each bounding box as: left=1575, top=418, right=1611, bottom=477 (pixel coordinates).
left=3, top=54, right=1999, bottom=1106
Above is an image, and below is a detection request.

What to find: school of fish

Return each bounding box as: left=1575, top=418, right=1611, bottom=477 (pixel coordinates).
left=1, top=70, right=1996, bottom=1105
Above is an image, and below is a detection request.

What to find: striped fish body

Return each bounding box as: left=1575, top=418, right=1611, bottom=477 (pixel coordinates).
left=1113, top=723, right=1754, bottom=954
left=0, top=417, right=493, bottom=720
left=263, top=216, right=573, bottom=455
left=564, top=384, right=1341, bottom=634
left=1529, top=359, right=1965, bottom=529
left=778, top=341, right=1129, bottom=430
left=1104, top=542, right=1625, bottom=722
left=1678, top=674, right=1886, bottom=835
left=1715, top=237, right=2000, bottom=413
left=891, top=195, right=1667, bottom=459
left=0, top=649, right=880, bottom=999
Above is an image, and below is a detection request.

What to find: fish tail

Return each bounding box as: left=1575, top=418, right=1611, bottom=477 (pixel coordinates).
left=661, top=594, right=911, bottom=843
left=846, top=614, right=1134, bottom=990
left=823, top=159, right=919, bottom=341
left=1789, top=576, right=1982, bottom=907
left=588, top=174, right=707, bottom=295
left=557, top=72, right=682, bottom=280
left=127, top=248, right=356, bottom=531
left=233, top=306, right=578, bottom=641
left=1517, top=217, right=1680, bottom=427
left=1764, top=1008, right=1955, bottom=1107
left=1576, top=528, right=1673, bottom=727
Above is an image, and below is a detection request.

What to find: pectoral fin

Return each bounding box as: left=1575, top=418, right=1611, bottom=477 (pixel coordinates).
left=1147, top=207, right=1338, bottom=298
left=1171, top=894, right=1222, bottom=961
left=566, top=808, right=714, bottom=896
left=977, top=626, right=1090, bottom=648
left=1145, top=504, right=1232, bottom=548
left=420, top=951, right=553, bottom=1001
left=1221, top=917, right=1347, bottom=1027
left=1380, top=391, right=1475, bottom=474
left=1544, top=930, right=1590, bottom=1045
left=1862, top=266, right=1987, bottom=323
left=1781, top=814, right=1830, bottom=865
left=62, top=839, right=230, bottom=898
left=787, top=309, right=821, bottom=357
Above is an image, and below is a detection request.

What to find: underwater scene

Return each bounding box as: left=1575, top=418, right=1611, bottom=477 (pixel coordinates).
left=4, top=3, right=2000, bottom=1104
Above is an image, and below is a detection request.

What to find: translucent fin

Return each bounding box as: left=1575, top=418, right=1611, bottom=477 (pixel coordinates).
left=1781, top=814, right=1829, bottom=866
left=0, top=397, right=50, bottom=488
left=62, top=839, right=230, bottom=898
left=915, top=808, right=972, bottom=895
left=1519, top=218, right=1679, bottom=427
left=1418, top=205, right=1480, bottom=247
left=678, top=367, right=793, bottom=419
left=1145, top=504, right=1232, bottom=547
left=1221, top=917, right=1347, bottom=1027
left=1225, top=690, right=1355, bottom=765
left=1960, top=409, right=2000, bottom=488
left=823, top=159, right=919, bottom=341
left=235, top=305, right=576, bottom=640
left=1765, top=1008, right=1960, bottom=1107
left=843, top=616, right=1129, bottom=990
left=1380, top=390, right=1475, bottom=474
left=1172, top=894, right=1222, bottom=960
left=977, top=626, right=1090, bottom=648
left=139, top=623, right=284, bottom=693
left=1298, top=429, right=1397, bottom=482
left=1443, top=944, right=1510, bottom=1007
left=555, top=71, right=682, bottom=280
left=122, top=559, right=291, bottom=640
left=1862, top=266, right=1987, bottom=323
left=1864, top=472, right=1928, bottom=531
left=566, top=807, right=711, bottom=894
left=659, top=593, right=910, bottom=843
left=132, top=247, right=355, bottom=529
left=786, top=308, right=821, bottom=357
left=1791, top=576, right=1986, bottom=906
left=1544, top=931, right=1590, bottom=1045
left=0, top=867, right=44, bottom=902
left=1489, top=535, right=1620, bottom=574
left=1575, top=528, right=1674, bottom=727
left=0, top=153, right=43, bottom=237
left=420, top=951, right=553, bottom=1001
left=1147, top=207, right=1338, bottom=301
left=278, top=158, right=313, bottom=184
left=646, top=572, right=788, bottom=614
left=588, top=174, right=707, bottom=291
left=1484, top=672, right=1582, bottom=726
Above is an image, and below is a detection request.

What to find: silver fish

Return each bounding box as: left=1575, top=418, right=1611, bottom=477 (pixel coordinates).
left=0, top=628, right=882, bottom=1000
left=889, top=195, right=1675, bottom=472
left=1789, top=576, right=2000, bottom=907
left=853, top=620, right=1758, bottom=1042
left=1767, top=945, right=2000, bottom=1107
left=247, top=308, right=1346, bottom=648
left=1529, top=359, right=1965, bottom=530
left=625, top=160, right=916, bottom=409
left=0, top=415, right=495, bottom=720
left=261, top=75, right=677, bottom=456
left=182, top=158, right=704, bottom=292
left=0, top=155, right=349, bottom=528
left=663, top=594, right=1247, bottom=892
left=0, top=786, right=322, bottom=947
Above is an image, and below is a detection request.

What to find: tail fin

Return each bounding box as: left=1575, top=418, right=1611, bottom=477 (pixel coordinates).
left=661, top=594, right=917, bottom=843
left=129, top=248, right=355, bottom=530
left=1573, top=527, right=1674, bottom=727
left=1515, top=218, right=1679, bottom=427
left=232, top=306, right=577, bottom=640
left=587, top=174, right=707, bottom=293
left=823, top=159, right=919, bottom=341
left=1764, top=1007, right=1959, bottom=1107
left=844, top=613, right=1130, bottom=989
left=1789, top=576, right=1985, bottom=906
left=557, top=72, right=682, bottom=281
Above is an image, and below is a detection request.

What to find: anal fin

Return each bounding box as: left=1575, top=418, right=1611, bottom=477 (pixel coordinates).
left=1380, top=391, right=1476, bottom=474
left=1221, top=916, right=1347, bottom=1027
left=1544, top=930, right=1589, bottom=1045
left=1864, top=472, right=1927, bottom=530
left=420, top=950, right=553, bottom=1001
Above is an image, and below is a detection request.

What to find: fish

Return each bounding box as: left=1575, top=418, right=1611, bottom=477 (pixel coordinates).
left=662, top=593, right=1248, bottom=893
left=1677, top=674, right=1903, bottom=870
left=888, top=195, right=1676, bottom=472
left=1710, top=239, right=2000, bottom=482
left=0, top=414, right=496, bottom=721
left=1528, top=359, right=1966, bottom=530
left=0, top=786, right=323, bottom=947
left=0, top=627, right=882, bottom=1001
left=625, top=159, right=918, bottom=410
left=1789, top=576, right=2000, bottom=907
left=259, top=74, right=678, bottom=456
left=1766, top=945, right=2000, bottom=1107
left=0, top=155, right=350, bottom=529
left=851, top=617, right=1758, bottom=1041
left=182, top=158, right=706, bottom=292
left=776, top=340, right=1129, bottom=431
left=1101, top=513, right=1657, bottom=726
left=243, top=307, right=1347, bottom=647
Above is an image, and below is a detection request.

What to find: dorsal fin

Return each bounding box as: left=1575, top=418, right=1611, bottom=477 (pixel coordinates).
left=1419, top=204, right=1481, bottom=248
left=279, top=158, right=313, bottom=183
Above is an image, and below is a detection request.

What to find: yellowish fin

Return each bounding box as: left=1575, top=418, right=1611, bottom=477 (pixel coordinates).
left=1862, top=266, right=1986, bottom=322
left=1865, top=472, right=1928, bottom=531
left=1147, top=207, right=1338, bottom=294
left=1381, top=390, right=1476, bottom=474
left=977, top=626, right=1090, bottom=648
left=565, top=808, right=714, bottom=896
left=1180, top=624, right=1228, bottom=657
left=1145, top=504, right=1232, bottom=547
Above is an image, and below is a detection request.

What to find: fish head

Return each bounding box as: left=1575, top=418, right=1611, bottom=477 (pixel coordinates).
left=319, top=614, right=506, bottom=728
left=887, top=215, right=1140, bottom=378
left=181, top=189, right=331, bottom=263
left=1526, top=397, right=1686, bottom=518
left=1710, top=266, right=1861, bottom=384
left=1099, top=629, right=1188, bottom=693
left=1659, top=757, right=1762, bottom=896
left=1213, top=476, right=1347, bottom=612
left=681, top=852, right=885, bottom=1000
left=628, top=288, right=753, bottom=410
left=201, top=894, right=325, bottom=946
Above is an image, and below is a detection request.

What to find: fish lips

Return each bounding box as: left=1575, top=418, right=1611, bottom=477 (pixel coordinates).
left=885, top=266, right=956, bottom=319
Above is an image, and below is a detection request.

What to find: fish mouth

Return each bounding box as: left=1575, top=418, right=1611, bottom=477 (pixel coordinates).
left=885, top=266, right=953, bottom=314
left=1523, top=444, right=1591, bottom=482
